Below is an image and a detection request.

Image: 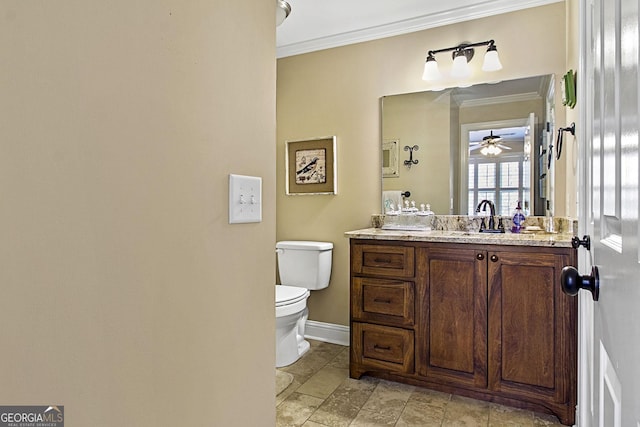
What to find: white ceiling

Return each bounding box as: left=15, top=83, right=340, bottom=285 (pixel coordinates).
left=276, top=0, right=563, bottom=58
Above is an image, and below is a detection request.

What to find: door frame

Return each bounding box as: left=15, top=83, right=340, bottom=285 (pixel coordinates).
left=578, top=0, right=595, bottom=425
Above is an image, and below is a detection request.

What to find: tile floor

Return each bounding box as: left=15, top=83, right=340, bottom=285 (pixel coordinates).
left=276, top=340, right=566, bottom=427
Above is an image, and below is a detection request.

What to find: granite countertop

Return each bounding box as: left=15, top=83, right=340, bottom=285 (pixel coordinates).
left=344, top=228, right=575, bottom=248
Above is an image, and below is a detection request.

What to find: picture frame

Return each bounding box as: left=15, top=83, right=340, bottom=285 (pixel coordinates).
left=382, top=139, right=399, bottom=177
left=285, top=136, right=337, bottom=195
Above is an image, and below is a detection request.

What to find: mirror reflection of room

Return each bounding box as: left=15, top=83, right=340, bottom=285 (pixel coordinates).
left=466, top=122, right=532, bottom=217
left=381, top=74, right=555, bottom=217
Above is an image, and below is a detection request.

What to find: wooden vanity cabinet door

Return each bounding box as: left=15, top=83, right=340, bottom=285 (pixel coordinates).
left=487, top=249, right=577, bottom=419
left=416, top=246, right=488, bottom=389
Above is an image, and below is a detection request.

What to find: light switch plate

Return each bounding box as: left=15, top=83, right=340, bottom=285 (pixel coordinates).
left=229, top=174, right=262, bottom=224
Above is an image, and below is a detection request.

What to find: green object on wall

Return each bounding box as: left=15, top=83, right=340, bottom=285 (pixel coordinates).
left=562, top=70, right=577, bottom=108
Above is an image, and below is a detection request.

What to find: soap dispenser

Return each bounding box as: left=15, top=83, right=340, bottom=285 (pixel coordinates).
left=511, top=201, right=526, bottom=233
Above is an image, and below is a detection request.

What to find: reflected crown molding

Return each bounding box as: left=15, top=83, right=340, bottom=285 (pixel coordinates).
left=459, top=92, right=542, bottom=108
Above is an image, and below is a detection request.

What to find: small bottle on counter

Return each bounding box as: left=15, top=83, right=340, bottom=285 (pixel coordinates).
left=417, top=203, right=434, bottom=216
left=415, top=203, right=434, bottom=230
left=511, top=201, right=526, bottom=233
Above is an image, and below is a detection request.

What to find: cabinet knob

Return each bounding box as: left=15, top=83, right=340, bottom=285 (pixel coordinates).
left=490, top=254, right=499, bottom=262
left=476, top=253, right=484, bottom=260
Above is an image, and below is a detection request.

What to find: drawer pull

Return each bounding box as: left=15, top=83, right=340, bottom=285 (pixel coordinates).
left=374, top=344, right=391, bottom=351
left=374, top=258, right=392, bottom=263
left=373, top=298, right=392, bottom=304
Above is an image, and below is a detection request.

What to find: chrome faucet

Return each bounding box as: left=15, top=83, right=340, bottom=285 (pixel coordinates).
left=475, top=199, right=504, bottom=233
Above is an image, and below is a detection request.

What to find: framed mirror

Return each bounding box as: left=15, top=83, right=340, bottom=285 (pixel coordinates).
left=381, top=74, right=555, bottom=216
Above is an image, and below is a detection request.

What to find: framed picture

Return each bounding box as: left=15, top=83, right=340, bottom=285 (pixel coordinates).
left=382, top=139, right=399, bottom=177
left=285, top=136, right=337, bottom=195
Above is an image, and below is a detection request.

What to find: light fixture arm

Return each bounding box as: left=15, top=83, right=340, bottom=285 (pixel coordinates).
left=427, top=40, right=496, bottom=56
left=427, top=40, right=496, bottom=60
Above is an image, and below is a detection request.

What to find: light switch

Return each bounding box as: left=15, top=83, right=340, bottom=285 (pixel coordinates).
left=229, top=174, right=262, bottom=224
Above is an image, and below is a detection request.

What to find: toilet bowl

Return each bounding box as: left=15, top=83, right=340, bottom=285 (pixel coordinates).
left=275, top=285, right=310, bottom=367
left=274, top=241, right=332, bottom=367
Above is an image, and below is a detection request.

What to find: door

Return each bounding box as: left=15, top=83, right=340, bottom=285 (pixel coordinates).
left=417, top=246, right=487, bottom=389
left=579, top=0, right=640, bottom=425
left=488, top=249, right=576, bottom=425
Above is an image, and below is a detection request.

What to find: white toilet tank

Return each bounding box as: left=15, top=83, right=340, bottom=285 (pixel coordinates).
left=276, top=241, right=333, bottom=290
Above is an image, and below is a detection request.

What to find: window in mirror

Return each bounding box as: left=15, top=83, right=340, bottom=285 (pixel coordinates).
left=468, top=155, right=526, bottom=216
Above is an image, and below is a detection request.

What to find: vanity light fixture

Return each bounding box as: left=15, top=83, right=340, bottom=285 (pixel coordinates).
left=422, top=40, right=503, bottom=81
left=276, top=0, right=292, bottom=26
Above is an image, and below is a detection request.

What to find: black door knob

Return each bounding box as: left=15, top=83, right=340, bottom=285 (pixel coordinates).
left=561, top=265, right=599, bottom=301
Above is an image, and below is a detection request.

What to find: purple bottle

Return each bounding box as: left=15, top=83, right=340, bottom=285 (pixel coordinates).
left=511, top=201, right=525, bottom=233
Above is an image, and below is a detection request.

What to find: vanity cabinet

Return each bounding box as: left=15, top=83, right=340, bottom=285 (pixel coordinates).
left=349, top=239, right=577, bottom=425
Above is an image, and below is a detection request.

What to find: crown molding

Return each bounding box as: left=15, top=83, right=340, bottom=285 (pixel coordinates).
left=459, top=92, right=543, bottom=108
left=276, top=0, right=563, bottom=58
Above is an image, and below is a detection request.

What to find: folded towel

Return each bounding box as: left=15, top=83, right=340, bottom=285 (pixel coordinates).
left=383, top=191, right=403, bottom=211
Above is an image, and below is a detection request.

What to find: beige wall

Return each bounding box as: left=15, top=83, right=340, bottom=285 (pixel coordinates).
left=383, top=91, right=452, bottom=214
left=276, top=3, right=569, bottom=327
left=0, top=1, right=275, bottom=426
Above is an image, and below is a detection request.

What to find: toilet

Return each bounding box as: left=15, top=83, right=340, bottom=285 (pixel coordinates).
left=275, top=240, right=333, bottom=367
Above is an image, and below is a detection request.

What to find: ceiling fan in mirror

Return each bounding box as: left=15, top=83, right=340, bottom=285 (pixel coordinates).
left=469, top=130, right=514, bottom=156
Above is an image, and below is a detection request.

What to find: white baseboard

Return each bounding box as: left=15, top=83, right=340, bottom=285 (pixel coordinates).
left=305, top=320, right=350, bottom=347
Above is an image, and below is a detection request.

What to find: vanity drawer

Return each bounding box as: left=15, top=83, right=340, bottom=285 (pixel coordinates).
left=351, top=244, right=415, bottom=278
left=352, top=277, right=414, bottom=326
left=352, top=322, right=414, bottom=374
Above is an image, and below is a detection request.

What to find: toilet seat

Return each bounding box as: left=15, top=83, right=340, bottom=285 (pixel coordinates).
left=276, top=285, right=309, bottom=307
